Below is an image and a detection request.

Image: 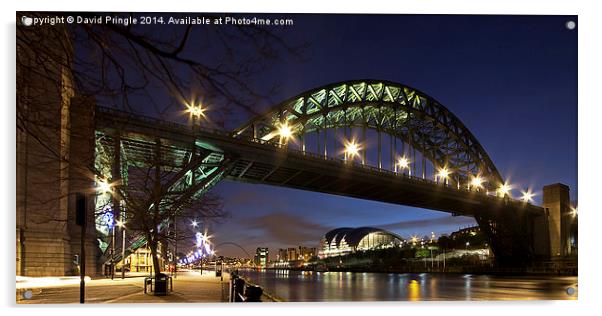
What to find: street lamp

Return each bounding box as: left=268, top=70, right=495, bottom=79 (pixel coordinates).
left=437, top=167, right=451, bottom=186
left=97, top=177, right=113, bottom=194
left=191, top=220, right=198, bottom=228
left=498, top=182, right=512, bottom=198
left=344, top=140, right=360, bottom=161
left=116, top=220, right=126, bottom=279
left=520, top=189, right=535, bottom=203
left=470, top=175, right=484, bottom=191
left=398, top=156, right=411, bottom=176
left=411, top=235, right=418, bottom=246
left=186, top=102, right=205, bottom=119
left=277, top=122, right=293, bottom=144
left=186, top=101, right=206, bottom=130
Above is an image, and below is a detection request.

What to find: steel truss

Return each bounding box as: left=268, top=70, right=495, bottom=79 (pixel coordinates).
left=235, top=80, right=503, bottom=191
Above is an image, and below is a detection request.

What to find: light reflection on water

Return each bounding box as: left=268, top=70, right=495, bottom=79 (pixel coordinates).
left=239, top=269, right=577, bottom=301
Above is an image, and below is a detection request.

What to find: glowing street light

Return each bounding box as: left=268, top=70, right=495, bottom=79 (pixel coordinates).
left=397, top=156, right=411, bottom=175
left=344, top=140, right=360, bottom=161
left=571, top=206, right=578, bottom=217
left=277, top=122, right=294, bottom=144
left=398, top=157, right=410, bottom=169
left=437, top=167, right=450, bottom=180
left=411, top=235, right=418, bottom=245
left=437, top=167, right=451, bottom=185
left=186, top=102, right=205, bottom=118
left=470, top=175, right=484, bottom=190
left=191, top=220, right=198, bottom=228
left=116, top=220, right=125, bottom=228
left=520, top=189, right=535, bottom=203
left=278, top=123, right=292, bottom=138
left=97, top=178, right=112, bottom=194
left=498, top=182, right=512, bottom=197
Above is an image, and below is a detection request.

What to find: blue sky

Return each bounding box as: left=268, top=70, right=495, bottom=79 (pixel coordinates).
left=197, top=14, right=577, bottom=258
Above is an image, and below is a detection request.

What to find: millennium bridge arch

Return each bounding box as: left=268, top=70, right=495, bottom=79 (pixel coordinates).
left=95, top=79, right=552, bottom=266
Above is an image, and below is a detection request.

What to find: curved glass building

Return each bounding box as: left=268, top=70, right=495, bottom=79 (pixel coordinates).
left=319, top=227, right=404, bottom=258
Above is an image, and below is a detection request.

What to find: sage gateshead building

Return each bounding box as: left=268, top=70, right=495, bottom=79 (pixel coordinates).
left=319, top=227, right=404, bottom=258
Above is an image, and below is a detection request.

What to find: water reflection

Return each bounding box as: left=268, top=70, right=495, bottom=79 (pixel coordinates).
left=408, top=280, right=420, bottom=301
left=239, top=269, right=577, bottom=302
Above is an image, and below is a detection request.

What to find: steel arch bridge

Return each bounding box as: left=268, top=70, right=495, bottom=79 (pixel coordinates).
left=94, top=79, right=550, bottom=266
left=233, top=79, right=503, bottom=191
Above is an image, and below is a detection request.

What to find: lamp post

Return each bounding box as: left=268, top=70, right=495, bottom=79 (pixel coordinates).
left=174, top=217, right=178, bottom=279
left=116, top=219, right=126, bottom=279
left=111, top=222, right=115, bottom=280
left=121, top=227, right=125, bottom=279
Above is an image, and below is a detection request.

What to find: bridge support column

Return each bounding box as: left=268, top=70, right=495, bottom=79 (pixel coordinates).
left=542, top=183, right=573, bottom=257
left=477, top=184, right=575, bottom=265
left=476, top=209, right=536, bottom=266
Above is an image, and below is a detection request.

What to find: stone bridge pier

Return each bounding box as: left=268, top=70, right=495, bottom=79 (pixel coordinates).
left=476, top=183, right=576, bottom=266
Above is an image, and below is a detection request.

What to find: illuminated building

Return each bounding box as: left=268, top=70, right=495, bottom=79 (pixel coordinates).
left=277, top=248, right=287, bottom=262
left=277, top=246, right=317, bottom=262
left=450, top=226, right=481, bottom=240
left=319, top=227, right=404, bottom=258
left=118, top=243, right=165, bottom=273
left=254, top=247, right=269, bottom=267
left=287, top=247, right=297, bottom=262
left=298, top=246, right=317, bottom=261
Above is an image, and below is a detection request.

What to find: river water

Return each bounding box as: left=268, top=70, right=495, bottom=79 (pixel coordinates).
left=239, top=269, right=577, bottom=301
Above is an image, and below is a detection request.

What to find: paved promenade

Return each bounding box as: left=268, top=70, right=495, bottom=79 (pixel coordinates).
left=17, top=270, right=229, bottom=304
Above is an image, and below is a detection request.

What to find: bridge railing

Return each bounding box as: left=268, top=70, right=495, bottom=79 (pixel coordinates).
left=238, top=137, right=538, bottom=209
left=245, top=136, right=473, bottom=189
left=96, top=106, right=234, bottom=138
left=96, top=106, right=536, bottom=209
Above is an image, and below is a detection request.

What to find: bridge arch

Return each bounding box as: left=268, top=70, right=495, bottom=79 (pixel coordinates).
left=234, top=80, right=503, bottom=192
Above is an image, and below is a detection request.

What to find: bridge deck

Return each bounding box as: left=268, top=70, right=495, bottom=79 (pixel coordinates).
left=95, top=106, right=545, bottom=218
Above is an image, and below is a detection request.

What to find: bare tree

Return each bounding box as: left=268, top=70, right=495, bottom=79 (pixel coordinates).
left=95, top=149, right=228, bottom=278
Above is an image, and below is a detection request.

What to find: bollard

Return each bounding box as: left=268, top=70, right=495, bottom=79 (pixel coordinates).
left=244, top=285, right=263, bottom=302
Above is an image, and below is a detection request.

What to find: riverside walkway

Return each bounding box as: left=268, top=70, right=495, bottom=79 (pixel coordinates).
left=17, top=270, right=229, bottom=304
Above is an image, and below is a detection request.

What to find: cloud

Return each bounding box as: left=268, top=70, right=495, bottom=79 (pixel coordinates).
left=245, top=212, right=332, bottom=246
left=375, top=215, right=476, bottom=231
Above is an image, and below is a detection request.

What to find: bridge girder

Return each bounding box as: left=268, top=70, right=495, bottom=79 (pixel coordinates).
left=234, top=80, right=503, bottom=191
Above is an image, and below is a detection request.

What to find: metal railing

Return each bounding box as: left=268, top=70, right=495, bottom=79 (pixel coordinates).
left=228, top=272, right=264, bottom=302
